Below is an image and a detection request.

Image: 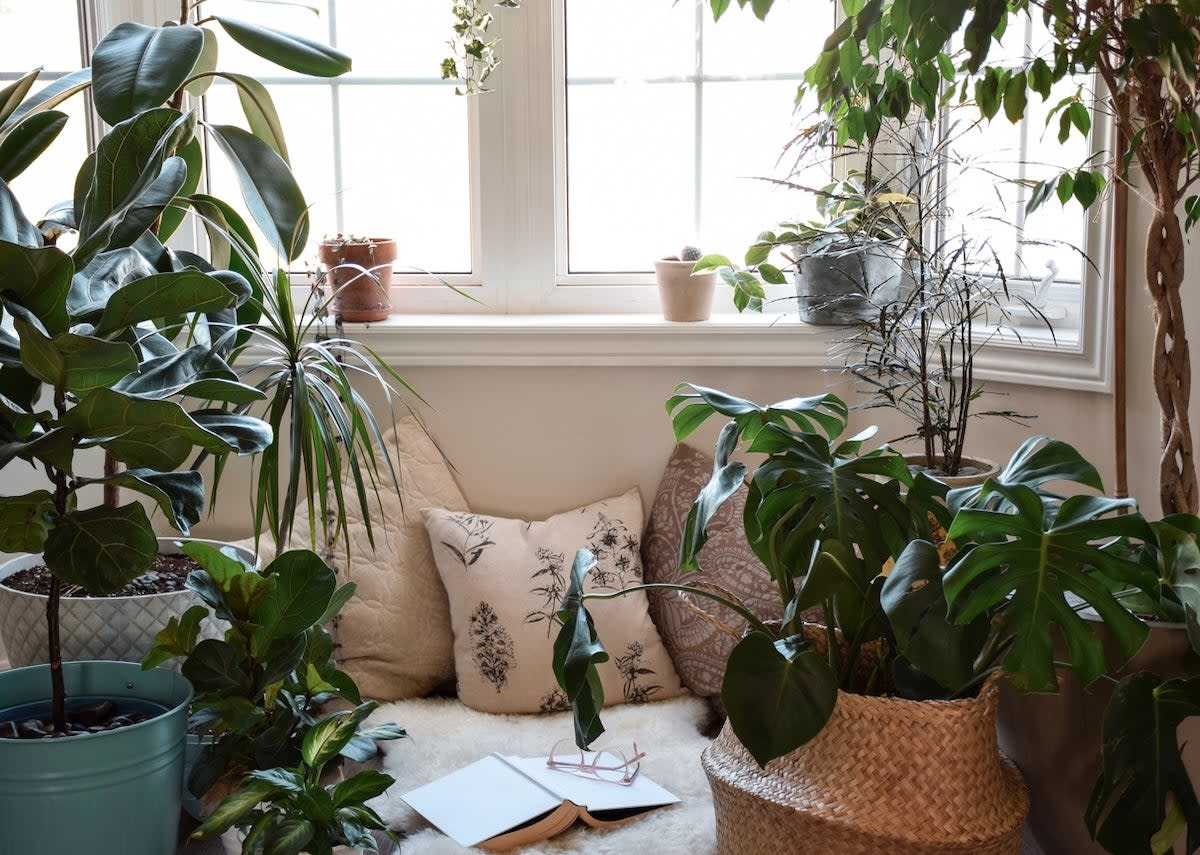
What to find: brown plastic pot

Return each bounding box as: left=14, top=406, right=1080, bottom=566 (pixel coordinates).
left=318, top=238, right=397, bottom=322
left=655, top=258, right=716, bottom=322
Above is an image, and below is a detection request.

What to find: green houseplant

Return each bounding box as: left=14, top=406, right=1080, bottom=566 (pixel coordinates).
left=554, top=384, right=1200, bottom=853
left=142, top=543, right=404, bottom=853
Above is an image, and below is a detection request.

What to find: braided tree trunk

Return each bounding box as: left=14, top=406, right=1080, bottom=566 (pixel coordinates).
left=1146, top=202, right=1196, bottom=515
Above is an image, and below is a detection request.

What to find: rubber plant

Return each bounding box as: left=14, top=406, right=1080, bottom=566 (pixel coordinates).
left=554, top=383, right=1200, bottom=852
left=0, top=3, right=347, bottom=729
left=714, top=0, right=1200, bottom=515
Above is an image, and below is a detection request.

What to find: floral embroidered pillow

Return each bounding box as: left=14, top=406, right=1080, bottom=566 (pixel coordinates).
left=421, top=489, right=683, bottom=714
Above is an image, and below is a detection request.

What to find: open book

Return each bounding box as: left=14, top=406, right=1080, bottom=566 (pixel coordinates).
left=401, top=752, right=680, bottom=850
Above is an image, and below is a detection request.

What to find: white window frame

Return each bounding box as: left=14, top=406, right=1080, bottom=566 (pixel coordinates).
left=42, top=0, right=1112, bottom=390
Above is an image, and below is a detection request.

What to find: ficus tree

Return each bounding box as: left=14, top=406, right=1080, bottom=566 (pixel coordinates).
left=710, top=0, right=1200, bottom=516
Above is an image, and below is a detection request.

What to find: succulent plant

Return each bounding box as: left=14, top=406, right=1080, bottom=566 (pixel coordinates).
left=680, top=245, right=703, bottom=262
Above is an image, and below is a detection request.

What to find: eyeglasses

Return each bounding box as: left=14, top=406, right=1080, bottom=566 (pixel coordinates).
left=545, top=738, right=646, bottom=786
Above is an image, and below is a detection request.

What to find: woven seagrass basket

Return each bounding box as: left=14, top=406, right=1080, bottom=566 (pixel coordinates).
left=701, top=677, right=1029, bottom=855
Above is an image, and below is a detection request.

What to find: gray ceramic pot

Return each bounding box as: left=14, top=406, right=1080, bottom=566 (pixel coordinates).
left=794, top=239, right=906, bottom=325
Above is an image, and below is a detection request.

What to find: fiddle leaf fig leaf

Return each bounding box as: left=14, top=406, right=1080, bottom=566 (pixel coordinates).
left=0, top=490, right=55, bottom=553
left=141, top=604, right=208, bottom=670
left=945, top=482, right=1155, bottom=692
left=721, top=631, right=838, bottom=767
left=77, top=468, right=204, bottom=535
left=552, top=549, right=609, bottom=749
left=91, top=22, right=205, bottom=125
left=43, top=502, right=157, bottom=595
left=15, top=321, right=138, bottom=393
left=0, top=180, right=45, bottom=247
left=92, top=270, right=237, bottom=336
left=1086, top=673, right=1200, bottom=855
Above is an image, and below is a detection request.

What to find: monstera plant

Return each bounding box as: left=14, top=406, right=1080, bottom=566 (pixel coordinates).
left=0, top=10, right=349, bottom=730
left=554, top=384, right=1200, bottom=852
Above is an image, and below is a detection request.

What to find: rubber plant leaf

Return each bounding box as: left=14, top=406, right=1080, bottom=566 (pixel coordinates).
left=0, top=69, right=41, bottom=129
left=945, top=482, right=1155, bottom=692
left=0, top=110, right=67, bottom=182
left=552, top=549, right=610, bottom=749
left=1086, top=673, right=1200, bottom=855
left=42, top=501, right=158, bottom=594
left=90, top=22, right=204, bottom=125
left=205, top=123, right=309, bottom=261
left=0, top=68, right=90, bottom=135
left=721, top=630, right=838, bottom=767
left=213, top=17, right=352, bottom=77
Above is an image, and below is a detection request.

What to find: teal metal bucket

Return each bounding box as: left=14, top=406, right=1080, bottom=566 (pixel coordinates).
left=0, top=660, right=193, bottom=855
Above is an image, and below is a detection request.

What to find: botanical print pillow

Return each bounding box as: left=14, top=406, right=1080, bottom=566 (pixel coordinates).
left=422, top=489, right=683, bottom=714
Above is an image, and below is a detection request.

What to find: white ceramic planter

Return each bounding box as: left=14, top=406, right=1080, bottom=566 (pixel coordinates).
left=903, top=453, right=999, bottom=489
left=0, top=537, right=253, bottom=668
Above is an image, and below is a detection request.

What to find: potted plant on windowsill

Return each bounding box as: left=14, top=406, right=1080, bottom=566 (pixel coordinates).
left=554, top=384, right=1200, bottom=853
left=655, top=245, right=717, bottom=322
left=317, top=235, right=398, bottom=323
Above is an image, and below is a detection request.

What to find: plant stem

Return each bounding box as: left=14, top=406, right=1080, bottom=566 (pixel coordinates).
left=580, top=583, right=774, bottom=636
left=48, top=387, right=69, bottom=733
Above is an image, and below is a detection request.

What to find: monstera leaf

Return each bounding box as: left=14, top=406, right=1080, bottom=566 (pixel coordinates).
left=1087, top=673, right=1200, bottom=855
left=947, top=435, right=1105, bottom=513
left=668, top=382, right=848, bottom=445
left=945, top=481, right=1156, bottom=692
left=881, top=539, right=989, bottom=695
left=552, top=549, right=610, bottom=749
left=721, top=630, right=838, bottom=767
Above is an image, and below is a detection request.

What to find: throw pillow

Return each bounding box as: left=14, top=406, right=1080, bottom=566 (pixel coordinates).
left=422, top=489, right=683, bottom=714
left=641, top=443, right=783, bottom=699
left=235, top=415, right=468, bottom=701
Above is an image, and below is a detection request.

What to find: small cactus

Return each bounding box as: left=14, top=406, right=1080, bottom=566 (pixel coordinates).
left=679, top=245, right=703, bottom=262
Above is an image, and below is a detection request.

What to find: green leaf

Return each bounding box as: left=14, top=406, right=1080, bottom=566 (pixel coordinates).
left=91, top=22, right=205, bottom=125
left=262, top=818, right=314, bottom=855
left=214, top=17, right=352, bottom=77
left=0, top=70, right=42, bottom=129
left=0, top=490, right=55, bottom=553
left=78, top=469, right=204, bottom=535
left=43, top=502, right=157, bottom=595
left=92, top=270, right=237, bottom=336
left=721, top=631, right=838, bottom=767
left=0, top=110, right=68, bottom=182
left=881, top=540, right=988, bottom=694
left=181, top=638, right=253, bottom=695
left=329, top=769, right=395, bottom=809
left=140, top=604, right=208, bottom=670
left=317, top=581, right=356, bottom=626
left=183, top=27, right=219, bottom=97
left=223, top=73, right=290, bottom=163
left=690, top=253, right=733, bottom=272
left=301, top=702, right=378, bottom=770
left=552, top=549, right=610, bottom=748
left=205, top=124, right=309, bottom=261
left=1003, top=70, right=1028, bottom=123
left=252, top=549, right=337, bottom=639
left=15, top=322, right=138, bottom=393
left=945, top=483, right=1153, bottom=691
left=1074, top=170, right=1099, bottom=208
left=1086, top=674, right=1200, bottom=855
left=157, top=137, right=204, bottom=241
left=0, top=241, right=73, bottom=334
left=192, top=780, right=281, bottom=837
left=0, top=69, right=90, bottom=135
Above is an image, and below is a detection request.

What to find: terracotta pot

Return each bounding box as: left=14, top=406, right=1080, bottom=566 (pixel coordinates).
left=997, top=616, right=1200, bottom=855
left=654, top=258, right=716, bottom=322
left=903, top=452, right=999, bottom=489
left=318, top=238, right=397, bottom=322
left=702, top=679, right=1028, bottom=855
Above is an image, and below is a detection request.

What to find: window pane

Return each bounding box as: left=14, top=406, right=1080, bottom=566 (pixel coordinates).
left=565, top=0, right=831, bottom=273
left=202, top=6, right=472, bottom=273
left=0, top=0, right=81, bottom=71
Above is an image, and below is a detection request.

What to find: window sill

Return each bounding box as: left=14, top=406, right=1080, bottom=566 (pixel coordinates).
left=325, top=312, right=1106, bottom=392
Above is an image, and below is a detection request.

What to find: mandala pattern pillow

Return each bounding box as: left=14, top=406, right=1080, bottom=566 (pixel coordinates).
left=422, top=489, right=683, bottom=714
left=642, top=443, right=784, bottom=699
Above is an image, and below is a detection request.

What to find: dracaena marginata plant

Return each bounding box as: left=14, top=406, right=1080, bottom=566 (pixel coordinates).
left=142, top=543, right=405, bottom=838
left=554, top=384, right=1200, bottom=851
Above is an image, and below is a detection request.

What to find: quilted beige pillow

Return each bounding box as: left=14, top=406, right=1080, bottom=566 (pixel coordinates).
left=642, top=443, right=783, bottom=699
left=422, top=489, right=683, bottom=714
left=238, top=415, right=468, bottom=701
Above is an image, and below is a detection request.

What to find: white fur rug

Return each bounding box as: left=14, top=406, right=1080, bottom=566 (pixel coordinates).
left=367, top=695, right=717, bottom=854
